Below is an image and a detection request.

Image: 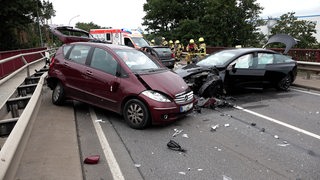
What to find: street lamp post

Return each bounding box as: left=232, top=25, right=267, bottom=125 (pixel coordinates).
left=68, top=15, right=80, bottom=26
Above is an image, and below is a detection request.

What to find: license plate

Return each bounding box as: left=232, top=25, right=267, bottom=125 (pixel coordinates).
left=180, top=103, right=193, bottom=112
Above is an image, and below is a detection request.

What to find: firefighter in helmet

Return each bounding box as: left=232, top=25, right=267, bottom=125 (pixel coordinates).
left=198, top=37, right=206, bottom=59
left=186, top=39, right=198, bottom=64
left=161, top=37, right=168, bottom=46
left=174, top=40, right=183, bottom=61
left=169, top=40, right=174, bottom=51
left=150, top=39, right=155, bottom=46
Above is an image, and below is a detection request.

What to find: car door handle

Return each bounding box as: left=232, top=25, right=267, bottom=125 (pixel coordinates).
left=86, top=70, right=93, bottom=76
left=63, top=62, right=70, bottom=67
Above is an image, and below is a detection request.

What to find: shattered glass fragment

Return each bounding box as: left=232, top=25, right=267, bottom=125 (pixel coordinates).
left=277, top=143, right=290, bottom=147
left=182, top=134, right=189, bottom=138
left=223, top=175, right=232, bottom=180
left=95, top=119, right=105, bottom=123
left=211, top=124, right=219, bottom=132
left=172, top=129, right=183, bottom=137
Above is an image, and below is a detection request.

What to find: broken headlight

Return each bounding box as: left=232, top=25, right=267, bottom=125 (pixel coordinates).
left=142, top=90, right=171, bottom=102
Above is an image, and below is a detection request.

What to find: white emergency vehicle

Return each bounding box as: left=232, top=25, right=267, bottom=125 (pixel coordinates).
left=90, top=28, right=149, bottom=49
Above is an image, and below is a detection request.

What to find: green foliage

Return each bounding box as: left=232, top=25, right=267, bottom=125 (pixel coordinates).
left=0, top=0, right=55, bottom=51
left=142, top=0, right=265, bottom=47
left=75, top=22, right=102, bottom=32
left=270, top=12, right=317, bottom=49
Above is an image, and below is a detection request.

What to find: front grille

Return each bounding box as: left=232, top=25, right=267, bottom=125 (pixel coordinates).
left=174, top=91, right=193, bottom=104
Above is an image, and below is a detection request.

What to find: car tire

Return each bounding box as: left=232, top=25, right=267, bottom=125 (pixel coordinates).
left=123, top=99, right=150, bottom=129
left=52, top=82, right=65, bottom=105
left=277, top=74, right=292, bottom=91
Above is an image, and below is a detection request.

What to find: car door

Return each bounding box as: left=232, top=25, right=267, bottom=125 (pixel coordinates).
left=62, top=44, right=92, bottom=101
left=225, top=52, right=266, bottom=89
left=84, top=47, right=122, bottom=112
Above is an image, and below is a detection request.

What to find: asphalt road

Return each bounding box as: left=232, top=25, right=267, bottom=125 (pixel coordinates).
left=75, top=88, right=320, bottom=180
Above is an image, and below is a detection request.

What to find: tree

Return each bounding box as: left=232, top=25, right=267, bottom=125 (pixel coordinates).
left=142, top=0, right=264, bottom=47
left=270, top=12, right=317, bottom=48
left=0, top=0, right=55, bottom=50
left=75, top=22, right=102, bottom=32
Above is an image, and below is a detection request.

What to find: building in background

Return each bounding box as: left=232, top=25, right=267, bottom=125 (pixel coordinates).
left=259, top=14, right=320, bottom=42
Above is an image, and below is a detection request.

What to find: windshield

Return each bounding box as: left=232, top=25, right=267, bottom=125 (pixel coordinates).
left=115, top=49, right=162, bottom=72
left=131, top=37, right=150, bottom=47
left=197, top=51, right=238, bottom=67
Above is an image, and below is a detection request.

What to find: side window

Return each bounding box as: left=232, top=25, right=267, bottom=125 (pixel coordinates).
left=274, top=54, right=292, bottom=63
left=63, top=45, right=72, bottom=56
left=124, top=38, right=134, bottom=48
left=68, top=45, right=91, bottom=64
left=91, top=48, right=118, bottom=76
left=257, top=53, right=274, bottom=68
left=234, top=54, right=253, bottom=69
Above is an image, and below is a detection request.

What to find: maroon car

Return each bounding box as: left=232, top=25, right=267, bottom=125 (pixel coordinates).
left=47, top=26, right=195, bottom=129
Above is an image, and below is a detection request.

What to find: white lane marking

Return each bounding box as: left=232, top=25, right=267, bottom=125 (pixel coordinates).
left=89, top=108, right=125, bottom=180
left=234, top=105, right=320, bottom=140
left=292, top=88, right=320, bottom=97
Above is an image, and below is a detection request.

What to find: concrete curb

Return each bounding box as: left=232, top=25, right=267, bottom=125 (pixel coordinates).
left=292, top=83, right=320, bottom=92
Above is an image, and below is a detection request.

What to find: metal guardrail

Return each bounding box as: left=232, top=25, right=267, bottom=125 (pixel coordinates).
left=0, top=72, right=47, bottom=179
left=297, top=61, right=320, bottom=79
left=0, top=48, right=55, bottom=82
left=0, top=48, right=55, bottom=179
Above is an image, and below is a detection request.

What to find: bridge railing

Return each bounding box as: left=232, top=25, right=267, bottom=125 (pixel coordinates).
left=0, top=48, right=56, bottom=82
left=206, top=47, right=320, bottom=62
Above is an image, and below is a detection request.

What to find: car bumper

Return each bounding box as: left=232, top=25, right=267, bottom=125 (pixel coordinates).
left=140, top=96, right=196, bottom=125
left=161, top=59, right=175, bottom=68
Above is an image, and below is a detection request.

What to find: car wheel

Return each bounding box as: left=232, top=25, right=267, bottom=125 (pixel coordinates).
left=52, top=82, right=65, bottom=105
left=123, top=99, right=150, bottom=129
left=277, top=75, right=292, bottom=91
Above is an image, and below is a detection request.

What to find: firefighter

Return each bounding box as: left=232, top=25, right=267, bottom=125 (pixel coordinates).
left=161, top=37, right=168, bottom=46
left=150, top=39, right=155, bottom=46
left=186, top=39, right=198, bottom=64
left=174, top=40, right=183, bottom=61
left=169, top=40, right=174, bottom=51
left=198, top=37, right=206, bottom=59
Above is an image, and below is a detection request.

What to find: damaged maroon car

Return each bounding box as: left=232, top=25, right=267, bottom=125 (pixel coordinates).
left=175, top=34, right=298, bottom=95
left=47, top=26, right=196, bottom=129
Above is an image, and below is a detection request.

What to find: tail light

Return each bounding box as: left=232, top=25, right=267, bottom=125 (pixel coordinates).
left=49, top=55, right=55, bottom=68
left=171, top=53, right=175, bottom=58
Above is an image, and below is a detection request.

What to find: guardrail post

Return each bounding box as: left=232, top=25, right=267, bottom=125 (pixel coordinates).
left=21, top=56, right=30, bottom=77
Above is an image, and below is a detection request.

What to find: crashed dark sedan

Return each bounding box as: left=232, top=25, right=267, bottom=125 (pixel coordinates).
left=175, top=48, right=298, bottom=94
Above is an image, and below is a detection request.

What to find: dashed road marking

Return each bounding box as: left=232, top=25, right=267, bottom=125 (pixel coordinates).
left=89, top=107, right=125, bottom=180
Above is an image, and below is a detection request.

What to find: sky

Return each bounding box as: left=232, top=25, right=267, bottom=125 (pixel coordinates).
left=49, top=0, right=320, bottom=29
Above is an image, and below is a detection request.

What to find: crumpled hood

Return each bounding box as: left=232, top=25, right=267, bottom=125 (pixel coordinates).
left=175, top=63, right=212, bottom=78
left=138, top=70, right=189, bottom=97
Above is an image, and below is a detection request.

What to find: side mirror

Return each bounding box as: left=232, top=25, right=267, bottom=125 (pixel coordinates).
left=227, top=63, right=236, bottom=72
